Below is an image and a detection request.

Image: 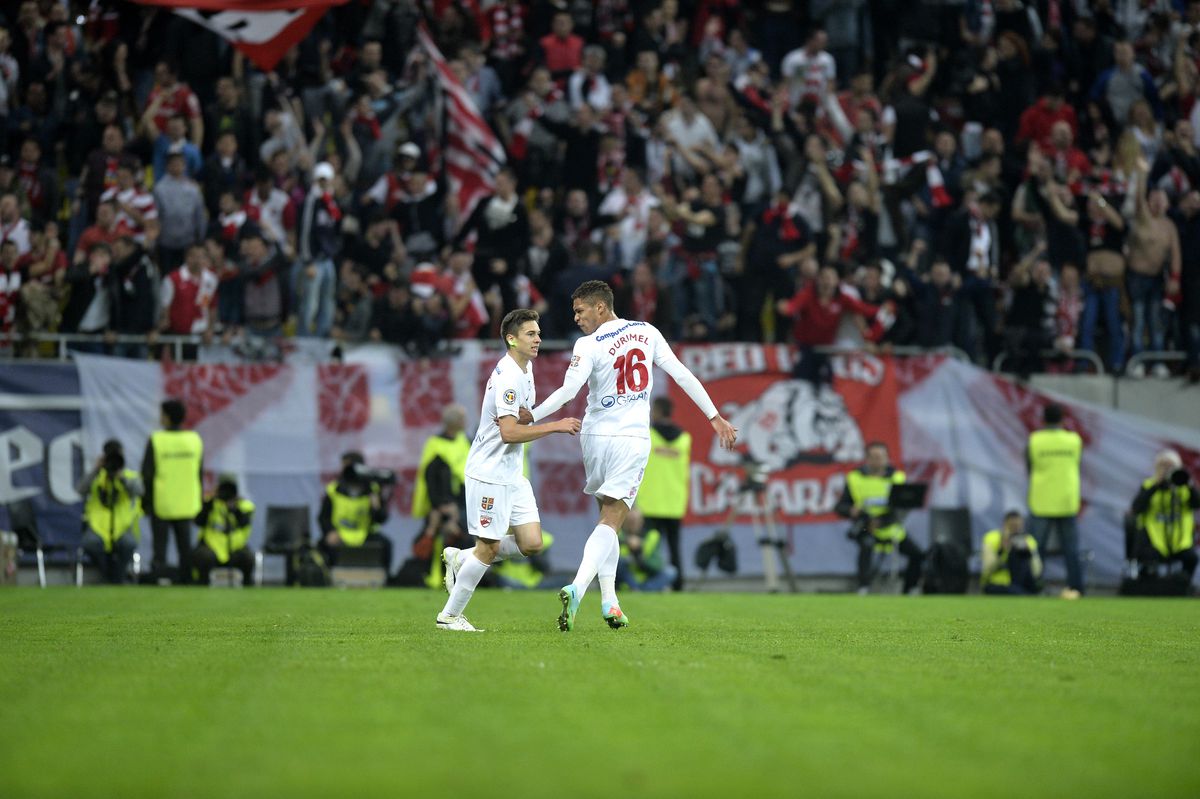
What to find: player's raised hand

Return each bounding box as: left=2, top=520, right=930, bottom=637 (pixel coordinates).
left=556, top=417, right=582, bottom=436
left=711, top=415, right=738, bottom=450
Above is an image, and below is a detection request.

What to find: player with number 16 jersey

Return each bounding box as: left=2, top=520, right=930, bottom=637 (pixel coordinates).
left=531, top=281, right=738, bottom=632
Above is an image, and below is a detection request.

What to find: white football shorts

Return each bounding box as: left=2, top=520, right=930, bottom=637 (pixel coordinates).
left=465, top=476, right=539, bottom=540
left=581, top=434, right=652, bottom=508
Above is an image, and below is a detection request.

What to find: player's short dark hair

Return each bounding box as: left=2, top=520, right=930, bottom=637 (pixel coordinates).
left=161, top=399, right=186, bottom=427
left=501, top=308, right=540, bottom=344
left=572, top=280, right=614, bottom=312
left=1043, top=403, right=1064, bottom=425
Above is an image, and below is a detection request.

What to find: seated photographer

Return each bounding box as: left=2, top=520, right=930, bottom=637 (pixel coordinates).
left=410, top=405, right=471, bottom=587
left=981, top=511, right=1043, bottom=595
left=77, top=440, right=144, bottom=584
left=835, top=442, right=924, bottom=595
left=318, top=451, right=393, bottom=574
left=615, top=508, right=678, bottom=593
left=192, top=474, right=256, bottom=586
left=1128, top=450, right=1199, bottom=582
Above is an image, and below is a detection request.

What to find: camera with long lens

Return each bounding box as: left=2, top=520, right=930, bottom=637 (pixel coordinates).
left=352, top=464, right=397, bottom=486
left=216, top=482, right=238, bottom=503
left=1170, top=468, right=1191, bottom=487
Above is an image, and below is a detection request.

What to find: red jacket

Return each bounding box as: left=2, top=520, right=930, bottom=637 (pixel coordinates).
left=784, top=283, right=878, bottom=346
left=540, top=33, right=583, bottom=75
left=1016, top=98, right=1078, bottom=149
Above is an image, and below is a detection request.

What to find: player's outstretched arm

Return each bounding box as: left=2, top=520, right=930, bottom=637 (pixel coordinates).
left=530, top=368, right=587, bottom=423
left=655, top=345, right=739, bottom=451
left=498, top=415, right=581, bottom=444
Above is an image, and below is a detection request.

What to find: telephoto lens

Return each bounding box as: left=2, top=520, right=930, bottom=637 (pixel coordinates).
left=1170, top=468, right=1190, bottom=487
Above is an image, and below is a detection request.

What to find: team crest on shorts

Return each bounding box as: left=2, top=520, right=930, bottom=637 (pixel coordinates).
left=481, top=496, right=494, bottom=511
left=479, top=517, right=491, bottom=527
left=503, top=389, right=516, bottom=405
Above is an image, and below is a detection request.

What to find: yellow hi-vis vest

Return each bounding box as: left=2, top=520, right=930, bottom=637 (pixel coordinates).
left=639, top=428, right=692, bottom=519
left=199, top=499, right=255, bottom=564
left=845, top=468, right=907, bottom=544
left=619, top=527, right=665, bottom=583
left=83, top=469, right=142, bottom=551
left=1027, top=428, right=1082, bottom=517
left=150, top=429, right=203, bottom=520
left=1138, top=477, right=1195, bottom=556
left=411, top=432, right=470, bottom=518
left=981, top=529, right=1041, bottom=587
left=326, top=482, right=374, bottom=547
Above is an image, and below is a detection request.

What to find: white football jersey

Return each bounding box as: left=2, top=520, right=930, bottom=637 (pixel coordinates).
left=567, top=318, right=677, bottom=439
left=465, top=354, right=536, bottom=485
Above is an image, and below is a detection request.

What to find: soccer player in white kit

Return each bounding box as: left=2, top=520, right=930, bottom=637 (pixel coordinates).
left=528, top=281, right=738, bottom=631
left=436, top=309, right=581, bottom=631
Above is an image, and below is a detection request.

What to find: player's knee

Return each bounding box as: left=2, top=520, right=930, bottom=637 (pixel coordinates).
left=519, top=537, right=543, bottom=557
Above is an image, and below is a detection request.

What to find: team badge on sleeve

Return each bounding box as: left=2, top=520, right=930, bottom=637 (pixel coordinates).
left=569, top=355, right=581, bottom=368
left=503, top=389, right=516, bottom=405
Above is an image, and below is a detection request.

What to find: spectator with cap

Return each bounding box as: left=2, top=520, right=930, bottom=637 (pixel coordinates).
left=296, top=161, right=341, bottom=337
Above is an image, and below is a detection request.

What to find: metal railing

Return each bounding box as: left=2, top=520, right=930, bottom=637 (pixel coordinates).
left=992, top=349, right=1106, bottom=375
left=1125, top=351, right=1187, bottom=375
left=4, top=333, right=978, bottom=365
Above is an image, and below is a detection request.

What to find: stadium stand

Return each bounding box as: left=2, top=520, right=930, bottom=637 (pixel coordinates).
left=0, top=0, right=1194, bottom=378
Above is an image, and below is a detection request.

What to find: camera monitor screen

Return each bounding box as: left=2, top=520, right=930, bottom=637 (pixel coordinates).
left=888, top=483, right=929, bottom=510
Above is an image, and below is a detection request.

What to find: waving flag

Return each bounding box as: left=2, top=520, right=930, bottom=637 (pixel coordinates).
left=417, top=24, right=505, bottom=228
left=132, top=1, right=345, bottom=72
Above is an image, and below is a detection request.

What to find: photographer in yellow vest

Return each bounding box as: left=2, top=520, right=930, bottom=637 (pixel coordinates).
left=318, top=451, right=393, bottom=574
left=141, top=398, right=204, bottom=584
left=1129, top=449, right=1199, bottom=581
left=78, top=439, right=143, bottom=584
left=1026, top=403, right=1083, bottom=598
left=981, top=511, right=1043, bottom=594
left=835, top=442, right=924, bottom=594
left=410, top=404, right=471, bottom=586
left=616, top=507, right=677, bottom=592
left=640, top=398, right=691, bottom=591
left=192, top=474, right=256, bottom=586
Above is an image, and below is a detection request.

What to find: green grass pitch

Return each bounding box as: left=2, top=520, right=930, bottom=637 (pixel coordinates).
left=1, top=588, right=1197, bottom=798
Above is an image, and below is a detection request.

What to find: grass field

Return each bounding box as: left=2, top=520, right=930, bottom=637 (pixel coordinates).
left=1, top=588, right=1198, bottom=799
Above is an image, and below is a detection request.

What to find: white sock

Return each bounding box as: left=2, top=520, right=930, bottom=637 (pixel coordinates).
left=573, top=524, right=617, bottom=599
left=496, top=535, right=523, bottom=561
left=442, top=553, right=489, bottom=617
left=598, top=530, right=620, bottom=607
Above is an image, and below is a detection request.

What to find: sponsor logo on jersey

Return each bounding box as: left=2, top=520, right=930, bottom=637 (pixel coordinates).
left=503, top=389, right=516, bottom=405
left=594, top=320, right=646, bottom=342
left=481, top=496, right=494, bottom=511
left=599, top=390, right=648, bottom=409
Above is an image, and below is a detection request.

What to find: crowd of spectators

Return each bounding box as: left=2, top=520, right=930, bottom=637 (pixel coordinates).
left=0, top=0, right=1199, bottom=380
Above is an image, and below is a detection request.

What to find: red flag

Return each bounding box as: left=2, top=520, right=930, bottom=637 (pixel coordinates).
left=417, top=24, right=504, bottom=229
left=132, top=1, right=344, bottom=72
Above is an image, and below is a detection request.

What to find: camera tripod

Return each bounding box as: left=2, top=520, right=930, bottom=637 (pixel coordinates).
left=718, top=471, right=798, bottom=593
